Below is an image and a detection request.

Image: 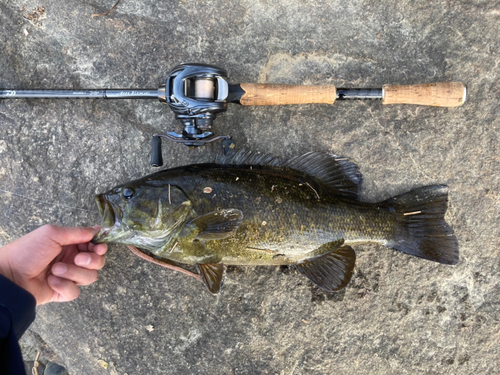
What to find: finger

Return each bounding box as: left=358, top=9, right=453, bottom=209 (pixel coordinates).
left=74, top=252, right=106, bottom=270
left=55, top=244, right=79, bottom=264
left=77, top=242, right=90, bottom=252
left=92, top=243, right=108, bottom=256
left=47, top=275, right=81, bottom=302
left=51, top=263, right=98, bottom=286
left=78, top=242, right=104, bottom=253
left=40, top=225, right=101, bottom=247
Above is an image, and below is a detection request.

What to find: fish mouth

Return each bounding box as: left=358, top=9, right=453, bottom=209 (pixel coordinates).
left=93, top=194, right=117, bottom=243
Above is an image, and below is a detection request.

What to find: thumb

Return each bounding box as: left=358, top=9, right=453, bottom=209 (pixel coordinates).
left=40, top=225, right=101, bottom=247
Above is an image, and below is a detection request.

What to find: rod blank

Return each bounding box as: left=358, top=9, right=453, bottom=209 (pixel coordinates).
left=0, top=89, right=158, bottom=100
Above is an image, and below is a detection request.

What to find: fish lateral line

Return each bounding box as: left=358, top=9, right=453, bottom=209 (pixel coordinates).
left=245, top=246, right=276, bottom=254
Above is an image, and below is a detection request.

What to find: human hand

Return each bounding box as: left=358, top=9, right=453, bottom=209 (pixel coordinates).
left=0, top=225, right=107, bottom=305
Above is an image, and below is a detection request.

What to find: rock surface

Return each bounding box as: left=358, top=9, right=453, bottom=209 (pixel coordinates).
left=1, top=0, right=499, bottom=374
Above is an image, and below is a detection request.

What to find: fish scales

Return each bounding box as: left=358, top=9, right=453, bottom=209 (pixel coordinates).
left=159, top=165, right=394, bottom=265
left=93, top=150, right=458, bottom=294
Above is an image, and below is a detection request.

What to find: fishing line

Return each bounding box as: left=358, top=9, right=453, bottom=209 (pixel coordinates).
left=0, top=188, right=94, bottom=212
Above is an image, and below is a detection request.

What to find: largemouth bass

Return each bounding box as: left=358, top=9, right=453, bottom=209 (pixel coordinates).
left=93, top=149, right=458, bottom=294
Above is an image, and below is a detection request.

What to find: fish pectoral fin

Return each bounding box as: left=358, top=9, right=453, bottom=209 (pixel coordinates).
left=190, top=209, right=243, bottom=240
left=293, top=242, right=356, bottom=292
left=196, top=263, right=226, bottom=294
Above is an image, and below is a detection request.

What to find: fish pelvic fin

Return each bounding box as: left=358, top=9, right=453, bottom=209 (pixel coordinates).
left=383, top=185, right=459, bottom=265
left=293, top=241, right=356, bottom=292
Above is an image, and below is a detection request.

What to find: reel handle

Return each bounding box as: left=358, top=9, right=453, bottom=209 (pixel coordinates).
left=150, top=136, right=163, bottom=167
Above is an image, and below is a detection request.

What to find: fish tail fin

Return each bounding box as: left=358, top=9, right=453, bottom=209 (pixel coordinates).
left=382, top=185, right=459, bottom=265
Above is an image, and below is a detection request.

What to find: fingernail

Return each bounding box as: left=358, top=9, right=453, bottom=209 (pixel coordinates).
left=75, top=253, right=91, bottom=266
left=92, top=225, right=102, bottom=232
left=52, top=263, right=67, bottom=276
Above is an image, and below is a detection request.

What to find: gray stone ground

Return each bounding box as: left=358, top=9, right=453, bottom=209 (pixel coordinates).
left=1, top=0, right=499, bottom=374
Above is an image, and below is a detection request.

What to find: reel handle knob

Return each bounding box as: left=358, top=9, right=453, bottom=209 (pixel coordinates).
left=150, top=136, right=163, bottom=167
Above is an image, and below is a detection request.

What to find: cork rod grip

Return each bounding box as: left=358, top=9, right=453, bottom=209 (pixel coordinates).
left=382, top=82, right=466, bottom=107
left=239, top=83, right=336, bottom=106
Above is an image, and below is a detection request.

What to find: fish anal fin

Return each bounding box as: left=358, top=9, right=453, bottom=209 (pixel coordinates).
left=190, top=209, right=243, bottom=240
left=294, top=243, right=356, bottom=291
left=197, top=263, right=226, bottom=294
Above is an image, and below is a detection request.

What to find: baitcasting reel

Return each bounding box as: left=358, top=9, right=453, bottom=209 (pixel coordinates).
left=156, top=63, right=232, bottom=147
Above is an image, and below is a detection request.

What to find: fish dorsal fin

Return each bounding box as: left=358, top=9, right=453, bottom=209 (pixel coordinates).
left=282, top=152, right=362, bottom=200
left=196, top=263, right=226, bottom=294
left=215, top=147, right=282, bottom=167
left=190, top=209, right=243, bottom=240
left=293, top=241, right=356, bottom=291
left=215, top=148, right=361, bottom=199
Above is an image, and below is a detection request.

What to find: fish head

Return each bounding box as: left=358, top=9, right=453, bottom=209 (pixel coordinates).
left=93, top=180, right=193, bottom=249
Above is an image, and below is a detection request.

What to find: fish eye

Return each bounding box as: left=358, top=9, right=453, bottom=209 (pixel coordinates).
left=122, top=187, right=135, bottom=200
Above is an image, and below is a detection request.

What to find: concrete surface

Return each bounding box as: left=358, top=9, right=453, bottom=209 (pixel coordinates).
left=1, top=0, right=499, bottom=374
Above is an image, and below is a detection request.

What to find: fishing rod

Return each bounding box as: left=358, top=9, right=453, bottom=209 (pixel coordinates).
left=1, top=63, right=466, bottom=166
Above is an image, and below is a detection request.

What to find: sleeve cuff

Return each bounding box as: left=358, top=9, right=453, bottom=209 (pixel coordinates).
left=0, top=274, right=36, bottom=339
